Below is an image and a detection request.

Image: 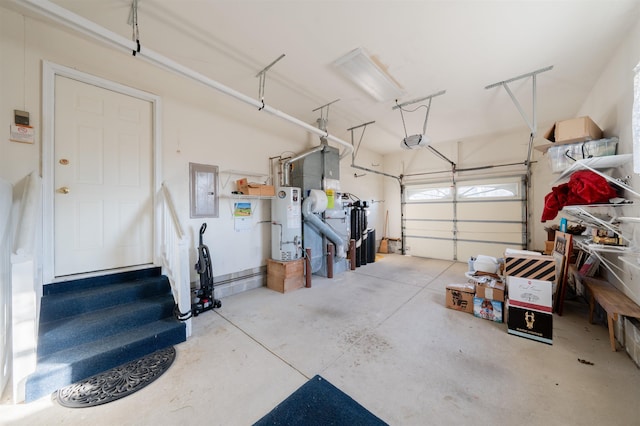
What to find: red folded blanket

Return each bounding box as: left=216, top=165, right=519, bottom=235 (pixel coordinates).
left=541, top=170, right=617, bottom=222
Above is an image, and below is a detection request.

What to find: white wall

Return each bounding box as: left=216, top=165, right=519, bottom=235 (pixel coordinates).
left=0, top=7, right=385, bottom=282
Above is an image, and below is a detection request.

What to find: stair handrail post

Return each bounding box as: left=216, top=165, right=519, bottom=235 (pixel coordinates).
left=176, top=235, right=192, bottom=337
left=4, top=171, right=42, bottom=403
left=160, top=183, right=192, bottom=337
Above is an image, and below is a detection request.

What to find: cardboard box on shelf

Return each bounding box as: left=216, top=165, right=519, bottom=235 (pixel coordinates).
left=236, top=178, right=275, bottom=196
left=445, top=283, right=475, bottom=314
left=267, top=258, right=304, bottom=293
left=507, top=301, right=553, bottom=345
left=473, top=297, right=503, bottom=323
left=543, top=116, right=602, bottom=144
left=506, top=276, right=553, bottom=312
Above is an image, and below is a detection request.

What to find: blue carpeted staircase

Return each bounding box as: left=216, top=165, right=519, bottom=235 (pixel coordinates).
left=25, top=267, right=186, bottom=402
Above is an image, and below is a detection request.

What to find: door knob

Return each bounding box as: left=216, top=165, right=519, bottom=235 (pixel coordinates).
left=57, top=186, right=70, bottom=194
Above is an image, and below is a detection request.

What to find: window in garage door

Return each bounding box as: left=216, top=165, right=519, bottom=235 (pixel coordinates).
left=403, top=175, right=527, bottom=261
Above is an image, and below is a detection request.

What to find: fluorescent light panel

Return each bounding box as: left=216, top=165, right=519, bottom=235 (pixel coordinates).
left=333, top=48, right=404, bottom=102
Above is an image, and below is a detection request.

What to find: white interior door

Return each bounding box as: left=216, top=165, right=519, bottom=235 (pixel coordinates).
left=53, top=75, right=153, bottom=277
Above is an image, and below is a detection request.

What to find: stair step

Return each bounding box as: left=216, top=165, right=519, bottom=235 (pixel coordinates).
left=37, top=294, right=177, bottom=359
left=26, top=319, right=186, bottom=402
left=43, top=267, right=162, bottom=296
left=39, top=276, right=171, bottom=324
left=27, top=270, right=188, bottom=403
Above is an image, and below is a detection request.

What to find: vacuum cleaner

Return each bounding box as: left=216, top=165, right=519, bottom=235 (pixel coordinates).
left=192, top=223, right=221, bottom=316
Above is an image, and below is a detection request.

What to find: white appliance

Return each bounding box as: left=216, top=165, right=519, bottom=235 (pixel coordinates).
left=271, top=187, right=302, bottom=261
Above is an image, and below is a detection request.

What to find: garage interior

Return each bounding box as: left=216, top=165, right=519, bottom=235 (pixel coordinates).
left=1, top=0, right=640, bottom=424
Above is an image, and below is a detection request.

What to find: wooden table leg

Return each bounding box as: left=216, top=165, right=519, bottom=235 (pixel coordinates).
left=607, top=313, right=617, bottom=352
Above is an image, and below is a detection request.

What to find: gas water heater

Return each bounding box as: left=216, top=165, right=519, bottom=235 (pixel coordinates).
left=271, top=186, right=302, bottom=261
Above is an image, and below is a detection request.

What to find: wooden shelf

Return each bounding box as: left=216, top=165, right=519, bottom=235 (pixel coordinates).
left=220, top=169, right=270, bottom=189
left=222, top=194, right=274, bottom=200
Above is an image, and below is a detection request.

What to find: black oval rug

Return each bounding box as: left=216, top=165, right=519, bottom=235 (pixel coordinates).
left=54, top=346, right=176, bottom=408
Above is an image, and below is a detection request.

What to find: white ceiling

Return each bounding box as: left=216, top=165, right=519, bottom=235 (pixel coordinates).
left=20, top=0, right=640, bottom=155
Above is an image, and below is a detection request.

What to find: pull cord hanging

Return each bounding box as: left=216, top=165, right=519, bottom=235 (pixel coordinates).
left=258, top=72, right=266, bottom=110
left=130, top=0, right=141, bottom=56
left=256, top=53, right=286, bottom=111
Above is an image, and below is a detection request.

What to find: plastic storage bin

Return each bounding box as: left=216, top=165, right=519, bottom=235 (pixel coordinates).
left=548, top=137, right=618, bottom=173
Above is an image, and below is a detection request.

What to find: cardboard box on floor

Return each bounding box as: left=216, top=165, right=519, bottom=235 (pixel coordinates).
left=507, top=300, right=553, bottom=345
left=506, top=276, right=553, bottom=312
left=473, top=297, right=503, bottom=323
left=544, top=240, right=554, bottom=255
left=445, top=283, right=475, bottom=314
left=267, top=258, right=304, bottom=293
left=504, top=254, right=556, bottom=282
left=472, top=277, right=505, bottom=302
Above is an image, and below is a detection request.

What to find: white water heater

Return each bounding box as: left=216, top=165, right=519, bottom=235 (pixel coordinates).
left=271, top=187, right=302, bottom=261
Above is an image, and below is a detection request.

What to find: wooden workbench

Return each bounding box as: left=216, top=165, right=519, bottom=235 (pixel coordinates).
left=580, top=274, right=640, bottom=351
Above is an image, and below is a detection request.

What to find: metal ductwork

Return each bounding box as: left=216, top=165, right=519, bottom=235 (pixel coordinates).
left=301, top=194, right=346, bottom=259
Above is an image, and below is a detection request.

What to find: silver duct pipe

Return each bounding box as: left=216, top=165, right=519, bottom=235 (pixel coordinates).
left=19, top=0, right=354, bottom=160
left=301, top=197, right=346, bottom=259
left=282, top=145, right=325, bottom=186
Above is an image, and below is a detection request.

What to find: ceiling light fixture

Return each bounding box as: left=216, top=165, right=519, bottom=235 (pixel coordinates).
left=333, top=48, right=404, bottom=102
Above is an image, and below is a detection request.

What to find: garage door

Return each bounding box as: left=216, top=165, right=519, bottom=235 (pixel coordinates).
left=403, top=176, right=527, bottom=261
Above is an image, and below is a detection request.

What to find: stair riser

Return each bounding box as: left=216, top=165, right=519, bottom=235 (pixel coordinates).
left=39, top=278, right=172, bottom=324
left=26, top=324, right=185, bottom=402
left=37, top=299, right=177, bottom=359
left=43, top=267, right=162, bottom=295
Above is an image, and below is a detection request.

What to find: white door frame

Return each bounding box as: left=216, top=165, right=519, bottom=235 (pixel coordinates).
left=42, top=61, right=162, bottom=283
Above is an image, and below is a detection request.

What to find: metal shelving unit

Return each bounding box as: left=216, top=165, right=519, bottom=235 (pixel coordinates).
left=562, top=205, right=631, bottom=245
left=556, top=154, right=639, bottom=286
left=554, top=154, right=639, bottom=197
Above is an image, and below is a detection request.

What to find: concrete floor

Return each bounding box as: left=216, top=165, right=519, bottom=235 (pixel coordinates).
left=2, top=254, right=640, bottom=425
